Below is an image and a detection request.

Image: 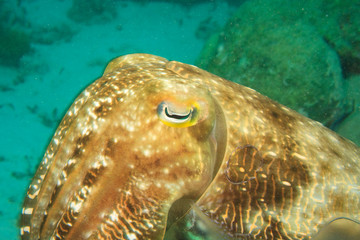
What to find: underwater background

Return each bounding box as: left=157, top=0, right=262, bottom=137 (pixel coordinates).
left=0, top=0, right=359, bottom=239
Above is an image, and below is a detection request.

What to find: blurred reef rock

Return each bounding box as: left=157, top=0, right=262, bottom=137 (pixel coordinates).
left=0, top=24, right=31, bottom=67
left=196, top=0, right=359, bottom=129
left=336, top=75, right=360, bottom=145
left=30, top=23, right=76, bottom=45
left=310, top=0, right=360, bottom=77
left=67, top=0, right=117, bottom=24
left=0, top=1, right=76, bottom=68
left=0, top=1, right=31, bottom=67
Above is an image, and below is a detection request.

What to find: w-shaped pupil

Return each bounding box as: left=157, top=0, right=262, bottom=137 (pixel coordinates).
left=165, top=106, right=192, bottom=120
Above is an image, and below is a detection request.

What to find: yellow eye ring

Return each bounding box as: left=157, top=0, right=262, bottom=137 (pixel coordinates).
left=157, top=101, right=200, bottom=128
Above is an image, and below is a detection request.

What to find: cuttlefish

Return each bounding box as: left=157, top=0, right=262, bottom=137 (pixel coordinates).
left=20, top=54, right=360, bottom=240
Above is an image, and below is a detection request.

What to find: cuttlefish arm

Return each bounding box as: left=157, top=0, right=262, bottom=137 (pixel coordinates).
left=20, top=54, right=226, bottom=240
left=20, top=54, right=360, bottom=240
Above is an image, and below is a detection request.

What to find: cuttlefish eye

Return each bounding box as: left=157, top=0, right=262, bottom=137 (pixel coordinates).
left=157, top=101, right=200, bottom=127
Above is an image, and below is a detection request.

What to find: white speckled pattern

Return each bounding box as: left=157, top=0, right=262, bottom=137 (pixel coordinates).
left=20, top=54, right=360, bottom=240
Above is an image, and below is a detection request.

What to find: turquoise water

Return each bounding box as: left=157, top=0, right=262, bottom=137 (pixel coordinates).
left=0, top=0, right=359, bottom=239
left=0, top=1, right=233, bottom=239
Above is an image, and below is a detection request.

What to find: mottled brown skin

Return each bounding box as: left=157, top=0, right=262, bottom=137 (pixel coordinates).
left=20, top=54, right=360, bottom=240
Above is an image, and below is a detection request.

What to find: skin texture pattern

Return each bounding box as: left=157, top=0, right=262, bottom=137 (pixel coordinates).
left=20, top=54, right=360, bottom=240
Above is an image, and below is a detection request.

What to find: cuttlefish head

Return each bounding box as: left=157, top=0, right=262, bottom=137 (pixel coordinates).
left=20, top=54, right=227, bottom=240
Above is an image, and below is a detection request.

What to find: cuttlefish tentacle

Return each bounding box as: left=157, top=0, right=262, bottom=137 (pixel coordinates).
left=20, top=54, right=360, bottom=240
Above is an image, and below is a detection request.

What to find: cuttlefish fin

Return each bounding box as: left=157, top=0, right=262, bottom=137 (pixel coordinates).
left=313, top=217, right=360, bottom=240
